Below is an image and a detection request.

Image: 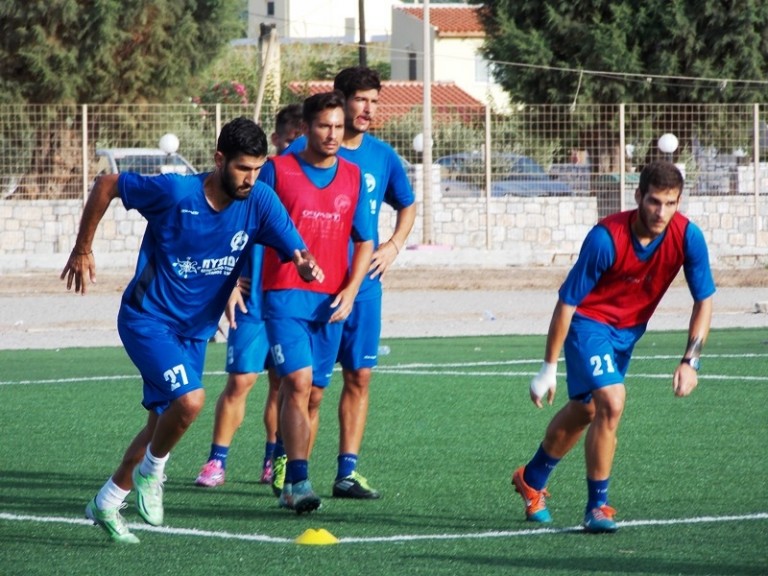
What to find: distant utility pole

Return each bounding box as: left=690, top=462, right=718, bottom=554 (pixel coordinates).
left=358, top=0, right=367, bottom=66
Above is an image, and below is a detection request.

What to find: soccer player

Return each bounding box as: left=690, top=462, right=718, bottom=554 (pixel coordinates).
left=284, top=66, right=416, bottom=499
left=258, top=90, right=373, bottom=513
left=194, top=104, right=304, bottom=488
left=61, top=117, right=322, bottom=544
left=511, top=161, right=715, bottom=533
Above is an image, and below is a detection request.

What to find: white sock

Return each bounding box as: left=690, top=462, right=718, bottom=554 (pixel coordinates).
left=139, top=444, right=170, bottom=478
left=95, top=477, right=130, bottom=510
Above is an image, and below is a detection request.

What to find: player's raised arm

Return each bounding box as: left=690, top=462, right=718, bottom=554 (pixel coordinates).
left=60, top=174, right=120, bottom=295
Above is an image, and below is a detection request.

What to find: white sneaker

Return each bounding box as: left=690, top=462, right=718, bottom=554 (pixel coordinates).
left=132, top=466, right=165, bottom=526
left=85, top=497, right=140, bottom=544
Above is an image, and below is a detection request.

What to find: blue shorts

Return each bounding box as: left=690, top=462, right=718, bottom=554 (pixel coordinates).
left=337, top=296, right=382, bottom=370
left=226, top=310, right=270, bottom=374
left=118, top=304, right=207, bottom=415
left=563, top=314, right=644, bottom=402
left=265, top=317, right=343, bottom=388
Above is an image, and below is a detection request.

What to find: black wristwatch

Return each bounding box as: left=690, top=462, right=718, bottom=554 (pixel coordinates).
left=680, top=357, right=700, bottom=371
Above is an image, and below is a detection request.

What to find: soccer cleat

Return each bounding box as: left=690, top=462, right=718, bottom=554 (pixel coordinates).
left=278, top=482, right=293, bottom=509
left=259, top=459, right=273, bottom=484
left=271, top=455, right=287, bottom=497
left=132, top=466, right=165, bottom=526
left=512, top=466, right=552, bottom=523
left=332, top=471, right=381, bottom=499
left=85, top=497, right=140, bottom=544
left=195, top=459, right=225, bottom=488
left=279, top=479, right=322, bottom=515
left=583, top=504, right=618, bottom=533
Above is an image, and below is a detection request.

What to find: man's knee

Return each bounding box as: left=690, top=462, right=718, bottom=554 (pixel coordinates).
left=176, top=388, right=206, bottom=423
left=342, top=367, right=372, bottom=391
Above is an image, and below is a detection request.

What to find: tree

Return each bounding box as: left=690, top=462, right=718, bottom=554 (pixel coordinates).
left=0, top=0, right=244, bottom=104
left=0, top=0, right=243, bottom=198
left=470, top=0, right=768, bottom=104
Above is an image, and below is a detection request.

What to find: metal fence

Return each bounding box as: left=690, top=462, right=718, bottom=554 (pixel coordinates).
left=1, top=101, right=766, bottom=242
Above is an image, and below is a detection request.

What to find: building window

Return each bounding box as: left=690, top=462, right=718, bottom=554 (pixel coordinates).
left=267, top=1, right=274, bottom=16
left=408, top=52, right=417, bottom=81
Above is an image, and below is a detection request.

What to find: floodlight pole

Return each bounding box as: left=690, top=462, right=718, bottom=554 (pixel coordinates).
left=421, top=0, right=433, bottom=244
left=358, top=0, right=367, bottom=66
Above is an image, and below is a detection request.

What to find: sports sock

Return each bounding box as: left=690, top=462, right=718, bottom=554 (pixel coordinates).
left=586, top=477, right=610, bottom=511
left=273, top=436, right=286, bottom=459
left=286, top=459, right=308, bottom=484
left=208, top=444, right=230, bottom=469
left=336, top=453, right=358, bottom=480
left=263, top=441, right=276, bottom=467
left=95, top=477, right=130, bottom=510
left=523, top=444, right=561, bottom=490
left=139, top=444, right=170, bottom=478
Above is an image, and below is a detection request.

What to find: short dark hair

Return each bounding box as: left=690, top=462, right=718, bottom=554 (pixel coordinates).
left=216, top=117, right=268, bottom=159
left=638, top=160, right=684, bottom=197
left=274, top=104, right=303, bottom=136
left=333, top=66, right=381, bottom=98
left=302, top=91, right=346, bottom=126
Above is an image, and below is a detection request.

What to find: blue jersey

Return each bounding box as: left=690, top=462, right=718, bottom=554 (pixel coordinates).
left=239, top=243, right=265, bottom=318
left=559, top=219, right=716, bottom=322
left=258, top=154, right=372, bottom=322
left=118, top=172, right=305, bottom=339
left=286, top=133, right=415, bottom=300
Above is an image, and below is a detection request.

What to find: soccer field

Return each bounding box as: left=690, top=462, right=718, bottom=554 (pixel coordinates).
left=1, top=329, right=767, bottom=576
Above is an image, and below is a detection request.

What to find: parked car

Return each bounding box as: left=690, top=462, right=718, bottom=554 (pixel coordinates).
left=94, top=147, right=198, bottom=177
left=436, top=152, right=574, bottom=197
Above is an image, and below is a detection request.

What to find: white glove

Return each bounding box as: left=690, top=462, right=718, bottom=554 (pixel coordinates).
left=530, top=361, right=557, bottom=402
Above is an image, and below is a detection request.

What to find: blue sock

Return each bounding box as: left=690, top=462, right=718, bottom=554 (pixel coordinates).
left=336, top=453, right=358, bottom=480
left=286, top=459, right=308, bottom=484
left=586, top=477, right=610, bottom=511
left=273, top=436, right=286, bottom=459
left=523, top=444, right=561, bottom=490
left=263, top=441, right=276, bottom=466
left=209, top=444, right=229, bottom=469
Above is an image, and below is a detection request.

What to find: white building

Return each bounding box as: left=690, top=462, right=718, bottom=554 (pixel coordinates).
left=390, top=4, right=510, bottom=111
left=247, top=0, right=402, bottom=42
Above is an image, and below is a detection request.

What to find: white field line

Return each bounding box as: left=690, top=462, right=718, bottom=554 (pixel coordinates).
left=375, top=369, right=768, bottom=381
left=0, top=510, right=766, bottom=545
left=1, top=353, right=767, bottom=387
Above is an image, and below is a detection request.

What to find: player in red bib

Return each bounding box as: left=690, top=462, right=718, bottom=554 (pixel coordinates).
left=257, top=91, right=373, bottom=513
left=511, top=161, right=715, bottom=533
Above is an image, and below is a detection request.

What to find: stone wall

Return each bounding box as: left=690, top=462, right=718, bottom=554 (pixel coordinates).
left=2, top=195, right=767, bottom=273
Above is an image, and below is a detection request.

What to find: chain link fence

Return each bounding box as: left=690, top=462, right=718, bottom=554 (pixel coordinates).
left=1, top=102, right=766, bottom=255
left=2, top=102, right=767, bottom=199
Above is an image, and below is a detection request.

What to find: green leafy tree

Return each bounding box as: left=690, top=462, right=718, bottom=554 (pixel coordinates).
left=470, top=0, right=768, bottom=104
left=0, top=0, right=244, bottom=198
left=0, top=0, right=244, bottom=104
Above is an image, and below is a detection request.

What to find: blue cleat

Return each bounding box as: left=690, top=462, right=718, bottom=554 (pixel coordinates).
left=279, top=479, right=321, bottom=515
left=583, top=505, right=618, bottom=533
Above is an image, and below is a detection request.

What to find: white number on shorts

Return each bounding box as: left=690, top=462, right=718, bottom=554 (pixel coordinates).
left=270, top=344, right=285, bottom=366
left=163, top=364, right=189, bottom=391
left=590, top=354, right=616, bottom=377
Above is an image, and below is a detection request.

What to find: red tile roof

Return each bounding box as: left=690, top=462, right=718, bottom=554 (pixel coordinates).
left=287, top=80, right=484, bottom=126
left=398, top=6, right=485, bottom=38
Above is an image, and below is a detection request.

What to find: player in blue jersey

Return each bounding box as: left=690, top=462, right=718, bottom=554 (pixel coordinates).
left=61, top=117, right=322, bottom=543
left=284, top=67, right=416, bottom=499
left=256, top=91, right=374, bottom=513
left=195, top=104, right=304, bottom=489
left=511, top=161, right=715, bottom=534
